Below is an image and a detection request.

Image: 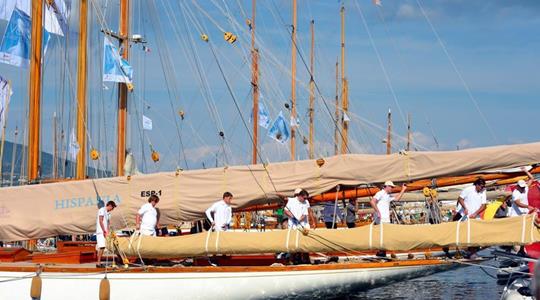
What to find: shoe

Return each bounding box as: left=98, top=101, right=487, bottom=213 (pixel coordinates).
left=96, top=263, right=103, bottom=268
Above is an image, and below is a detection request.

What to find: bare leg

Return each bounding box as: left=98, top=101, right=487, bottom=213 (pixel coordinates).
left=97, top=248, right=104, bottom=266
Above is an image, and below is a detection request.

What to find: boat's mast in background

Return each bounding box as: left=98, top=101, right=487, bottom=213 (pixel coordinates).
left=386, top=108, right=392, bottom=154
left=406, top=113, right=411, bottom=151
left=334, top=60, right=339, bottom=155
left=308, top=20, right=315, bottom=160
left=340, top=5, right=348, bottom=155
left=0, top=81, right=10, bottom=184
left=251, top=0, right=259, bottom=165
left=117, top=0, right=130, bottom=176
left=28, top=0, right=44, bottom=182
left=52, top=113, right=57, bottom=179
left=290, top=0, right=297, bottom=161
left=76, top=0, right=88, bottom=179
left=9, top=127, right=17, bottom=186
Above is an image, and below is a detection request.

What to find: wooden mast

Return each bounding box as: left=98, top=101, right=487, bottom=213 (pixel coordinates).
left=251, top=0, right=259, bottom=165
left=308, top=20, right=315, bottom=159
left=117, top=0, right=130, bottom=176
left=76, top=0, right=88, bottom=179
left=290, top=0, right=297, bottom=161
left=28, top=0, right=44, bottom=182
left=406, top=113, right=411, bottom=151
left=340, top=5, right=348, bottom=154
left=386, top=108, right=392, bottom=154
left=334, top=60, right=339, bottom=155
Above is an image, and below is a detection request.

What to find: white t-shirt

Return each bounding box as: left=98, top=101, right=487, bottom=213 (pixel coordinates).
left=373, top=190, right=395, bottom=223
left=95, top=207, right=110, bottom=235
left=285, top=197, right=310, bottom=229
left=138, top=203, right=158, bottom=232
left=458, top=186, right=487, bottom=218
left=205, top=200, right=232, bottom=231
left=509, top=187, right=529, bottom=217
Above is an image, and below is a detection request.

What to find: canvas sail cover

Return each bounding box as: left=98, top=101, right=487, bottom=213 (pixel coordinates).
left=0, top=142, right=540, bottom=241
left=113, top=215, right=540, bottom=258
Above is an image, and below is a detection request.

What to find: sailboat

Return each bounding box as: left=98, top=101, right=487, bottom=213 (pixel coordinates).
left=0, top=1, right=538, bottom=299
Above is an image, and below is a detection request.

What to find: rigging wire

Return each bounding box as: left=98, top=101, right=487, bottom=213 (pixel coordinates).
left=415, top=0, right=499, bottom=144
left=353, top=0, right=407, bottom=128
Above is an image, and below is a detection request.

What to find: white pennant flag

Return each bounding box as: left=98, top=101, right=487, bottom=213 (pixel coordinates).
left=68, top=131, right=79, bottom=160
left=142, top=115, right=152, bottom=130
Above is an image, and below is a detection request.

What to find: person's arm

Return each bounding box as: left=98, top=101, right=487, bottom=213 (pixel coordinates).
left=514, top=199, right=534, bottom=210
left=205, top=204, right=216, bottom=225
left=308, top=208, right=317, bottom=229
left=522, top=167, right=535, bottom=186
left=135, top=214, right=141, bottom=230
left=99, top=215, right=107, bottom=236
left=369, top=198, right=380, bottom=218
left=457, top=196, right=468, bottom=216
left=394, top=184, right=408, bottom=201
left=470, top=204, right=487, bottom=218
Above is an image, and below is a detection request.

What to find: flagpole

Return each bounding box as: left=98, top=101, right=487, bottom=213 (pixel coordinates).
left=28, top=0, right=44, bottom=182
left=76, top=0, right=88, bottom=179
left=251, top=0, right=259, bottom=165
left=290, top=0, right=297, bottom=161
left=117, top=0, right=130, bottom=176
left=0, top=81, right=11, bottom=185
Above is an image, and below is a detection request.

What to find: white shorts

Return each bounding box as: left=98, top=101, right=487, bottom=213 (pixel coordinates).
left=140, top=228, right=156, bottom=236
left=96, top=233, right=106, bottom=249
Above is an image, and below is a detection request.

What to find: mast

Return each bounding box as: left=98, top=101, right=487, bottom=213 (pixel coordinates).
left=52, top=113, right=57, bottom=178
left=334, top=60, right=339, bottom=155
left=290, top=0, right=297, bottom=161
left=308, top=20, right=315, bottom=159
left=406, top=113, right=411, bottom=151
left=9, top=127, right=17, bottom=186
left=340, top=5, right=348, bottom=154
left=0, top=81, right=10, bottom=184
left=386, top=108, right=391, bottom=154
left=76, top=0, right=88, bottom=179
left=117, top=0, right=130, bottom=176
left=28, top=0, right=44, bottom=182
left=251, top=0, right=259, bottom=165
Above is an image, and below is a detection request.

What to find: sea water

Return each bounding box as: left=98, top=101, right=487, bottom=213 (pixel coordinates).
left=352, top=259, right=506, bottom=299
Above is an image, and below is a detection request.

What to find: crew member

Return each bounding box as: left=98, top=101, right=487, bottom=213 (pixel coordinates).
left=205, top=192, right=233, bottom=231
left=509, top=167, right=536, bottom=217
left=285, top=188, right=316, bottom=229
left=136, top=195, right=160, bottom=236
left=370, top=181, right=407, bottom=224
left=454, top=178, right=487, bottom=221
left=96, top=200, right=117, bottom=268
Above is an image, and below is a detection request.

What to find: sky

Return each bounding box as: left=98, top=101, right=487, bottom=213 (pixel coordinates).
left=0, top=0, right=539, bottom=177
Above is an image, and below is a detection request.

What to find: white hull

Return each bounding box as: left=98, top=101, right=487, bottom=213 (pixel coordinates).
left=0, top=262, right=458, bottom=300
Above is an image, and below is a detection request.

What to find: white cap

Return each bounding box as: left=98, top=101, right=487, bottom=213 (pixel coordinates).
left=384, top=180, right=396, bottom=187
left=294, top=188, right=303, bottom=195
left=517, top=180, right=527, bottom=188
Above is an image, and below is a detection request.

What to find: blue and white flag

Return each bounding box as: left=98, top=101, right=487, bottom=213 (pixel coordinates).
left=0, top=8, right=51, bottom=68
left=258, top=102, right=271, bottom=129
left=268, top=111, right=290, bottom=144
left=142, top=115, right=152, bottom=130
left=0, top=76, right=10, bottom=139
left=0, top=8, right=30, bottom=67
left=0, top=0, right=68, bottom=36
left=103, top=37, right=133, bottom=87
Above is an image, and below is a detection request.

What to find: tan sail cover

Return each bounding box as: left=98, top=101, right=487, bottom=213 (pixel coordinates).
left=1, top=142, right=540, bottom=241
left=113, top=215, right=540, bottom=258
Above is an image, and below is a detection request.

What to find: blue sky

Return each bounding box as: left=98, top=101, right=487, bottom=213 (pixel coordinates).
left=0, top=0, right=539, bottom=176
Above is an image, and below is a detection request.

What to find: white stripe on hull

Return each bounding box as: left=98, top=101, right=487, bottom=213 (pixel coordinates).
left=0, top=263, right=457, bottom=300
